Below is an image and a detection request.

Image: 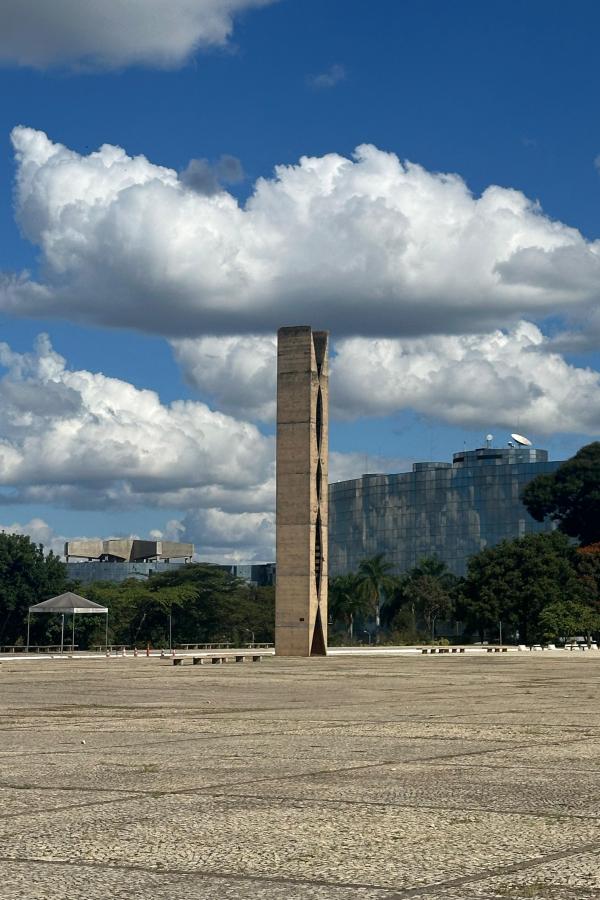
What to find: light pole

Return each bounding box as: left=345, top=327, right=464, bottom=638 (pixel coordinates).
left=363, top=630, right=371, bottom=646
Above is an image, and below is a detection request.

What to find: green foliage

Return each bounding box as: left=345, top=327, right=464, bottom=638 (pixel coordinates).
left=538, top=600, right=600, bottom=642
left=328, top=573, right=370, bottom=638
left=0, top=532, right=69, bottom=645
left=383, top=556, right=459, bottom=640
left=0, top=551, right=274, bottom=649
left=522, top=442, right=600, bottom=546
left=461, top=532, right=586, bottom=643
left=82, top=564, right=274, bottom=647
left=355, top=553, right=398, bottom=633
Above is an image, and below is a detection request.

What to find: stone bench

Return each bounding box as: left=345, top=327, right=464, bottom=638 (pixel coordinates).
left=172, top=654, right=264, bottom=667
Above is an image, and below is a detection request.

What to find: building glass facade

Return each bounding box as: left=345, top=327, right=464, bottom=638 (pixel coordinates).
left=67, top=560, right=276, bottom=586
left=66, top=560, right=191, bottom=584
left=328, top=447, right=561, bottom=577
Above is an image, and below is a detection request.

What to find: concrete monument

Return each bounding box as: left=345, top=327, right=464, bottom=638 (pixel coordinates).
left=275, top=326, right=328, bottom=656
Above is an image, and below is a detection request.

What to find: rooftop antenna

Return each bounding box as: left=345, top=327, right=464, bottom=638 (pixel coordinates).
left=485, top=433, right=493, bottom=449
left=511, top=433, right=533, bottom=447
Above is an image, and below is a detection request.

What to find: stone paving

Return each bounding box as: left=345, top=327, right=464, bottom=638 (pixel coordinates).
left=0, top=652, right=599, bottom=899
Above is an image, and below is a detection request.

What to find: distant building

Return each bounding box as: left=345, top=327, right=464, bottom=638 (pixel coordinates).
left=328, top=446, right=562, bottom=578
left=65, top=538, right=194, bottom=584
left=212, top=563, right=276, bottom=587
left=65, top=538, right=193, bottom=563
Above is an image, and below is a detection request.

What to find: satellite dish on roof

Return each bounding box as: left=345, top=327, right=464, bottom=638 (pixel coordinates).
left=511, top=433, right=532, bottom=447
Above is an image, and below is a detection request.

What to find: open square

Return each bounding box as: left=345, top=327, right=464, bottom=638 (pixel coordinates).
left=1, top=653, right=600, bottom=899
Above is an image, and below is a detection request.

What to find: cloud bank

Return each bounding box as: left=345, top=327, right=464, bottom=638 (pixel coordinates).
left=172, top=324, right=600, bottom=434
left=5, top=127, right=600, bottom=338
left=0, top=334, right=274, bottom=515
left=0, top=0, right=274, bottom=70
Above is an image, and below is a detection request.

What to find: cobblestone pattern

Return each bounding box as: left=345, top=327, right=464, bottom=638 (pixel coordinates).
left=1, top=654, right=599, bottom=898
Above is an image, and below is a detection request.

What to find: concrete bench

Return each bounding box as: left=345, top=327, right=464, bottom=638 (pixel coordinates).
left=172, top=654, right=265, bottom=667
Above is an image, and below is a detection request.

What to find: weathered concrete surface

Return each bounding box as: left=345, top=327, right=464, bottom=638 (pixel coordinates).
left=276, top=325, right=328, bottom=656
left=0, top=654, right=599, bottom=899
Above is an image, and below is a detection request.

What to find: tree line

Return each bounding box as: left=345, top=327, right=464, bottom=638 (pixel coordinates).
left=1, top=441, right=600, bottom=648
left=0, top=541, right=274, bottom=649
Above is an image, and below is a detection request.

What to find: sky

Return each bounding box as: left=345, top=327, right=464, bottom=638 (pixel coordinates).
left=0, top=0, right=600, bottom=561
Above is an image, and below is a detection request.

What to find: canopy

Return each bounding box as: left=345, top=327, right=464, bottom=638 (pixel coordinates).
left=27, top=592, right=108, bottom=653
left=29, top=592, right=108, bottom=615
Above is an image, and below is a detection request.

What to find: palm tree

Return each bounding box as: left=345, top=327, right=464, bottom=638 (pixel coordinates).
left=329, top=573, right=368, bottom=640
left=356, top=554, right=397, bottom=641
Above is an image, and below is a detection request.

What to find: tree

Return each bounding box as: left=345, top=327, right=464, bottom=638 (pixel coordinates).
left=355, top=554, right=397, bottom=640
left=329, top=573, right=369, bottom=639
left=539, top=600, right=600, bottom=644
left=0, top=533, right=69, bottom=645
left=522, top=442, right=600, bottom=546
left=405, top=556, right=458, bottom=640
left=462, top=531, right=584, bottom=644
left=398, top=557, right=458, bottom=640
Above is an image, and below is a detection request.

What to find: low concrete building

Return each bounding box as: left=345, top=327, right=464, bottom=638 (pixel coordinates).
left=65, top=538, right=193, bottom=563
left=65, top=539, right=194, bottom=585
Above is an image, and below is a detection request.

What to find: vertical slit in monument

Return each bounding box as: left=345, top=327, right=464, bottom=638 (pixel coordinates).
left=311, top=510, right=326, bottom=658
left=316, top=388, right=323, bottom=453
left=312, top=333, right=327, bottom=658
left=313, top=331, right=327, bottom=378
left=310, top=605, right=327, bottom=656
left=314, top=511, right=322, bottom=597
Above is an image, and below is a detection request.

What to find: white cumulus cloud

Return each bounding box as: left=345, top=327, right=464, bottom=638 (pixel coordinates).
left=0, top=0, right=275, bottom=70
left=172, top=334, right=277, bottom=420
left=171, top=323, right=600, bottom=435
left=0, top=334, right=274, bottom=513
left=176, top=508, right=275, bottom=563
left=5, top=127, right=600, bottom=338
left=0, top=517, right=68, bottom=557
left=332, top=322, right=600, bottom=434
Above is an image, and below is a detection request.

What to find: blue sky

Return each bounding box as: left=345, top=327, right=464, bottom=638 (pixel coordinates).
left=0, top=0, right=599, bottom=559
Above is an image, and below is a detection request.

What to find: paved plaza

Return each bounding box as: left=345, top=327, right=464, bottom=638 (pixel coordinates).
left=1, top=652, right=599, bottom=899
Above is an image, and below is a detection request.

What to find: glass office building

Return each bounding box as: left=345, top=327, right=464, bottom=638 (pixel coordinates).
left=329, top=446, right=562, bottom=577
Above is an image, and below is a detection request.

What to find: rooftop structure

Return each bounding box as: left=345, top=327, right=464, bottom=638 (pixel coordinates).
left=65, top=539, right=193, bottom=563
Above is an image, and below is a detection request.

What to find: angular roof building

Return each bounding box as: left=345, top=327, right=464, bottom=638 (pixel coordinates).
left=64, top=538, right=193, bottom=563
